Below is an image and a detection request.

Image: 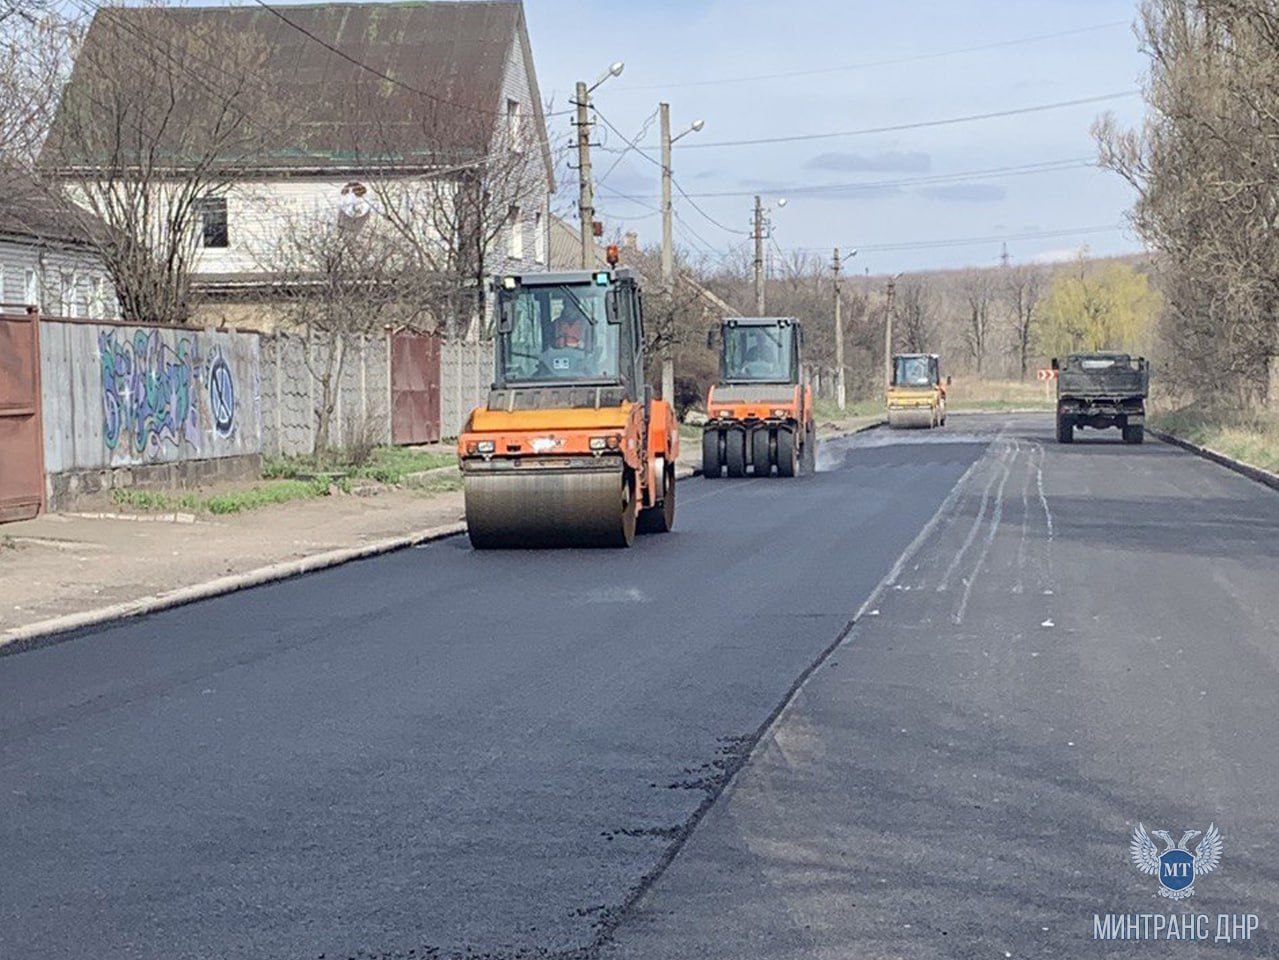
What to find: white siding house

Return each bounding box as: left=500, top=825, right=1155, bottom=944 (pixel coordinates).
left=0, top=187, right=119, bottom=319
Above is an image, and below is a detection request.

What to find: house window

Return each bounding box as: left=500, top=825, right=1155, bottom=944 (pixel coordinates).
left=59, top=272, right=74, bottom=316
left=508, top=205, right=523, bottom=259
left=196, top=196, right=229, bottom=248
left=91, top=276, right=105, bottom=317
left=534, top=210, right=545, bottom=263
left=25, top=268, right=41, bottom=310
left=507, top=98, right=522, bottom=149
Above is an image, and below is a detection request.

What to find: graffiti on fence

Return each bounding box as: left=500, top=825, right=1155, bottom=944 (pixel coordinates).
left=98, top=329, right=238, bottom=456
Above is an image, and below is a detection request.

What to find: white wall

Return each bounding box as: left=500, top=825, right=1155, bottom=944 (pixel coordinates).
left=0, top=238, right=119, bottom=319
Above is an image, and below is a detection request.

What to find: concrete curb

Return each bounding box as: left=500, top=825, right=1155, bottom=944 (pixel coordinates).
left=1149, top=429, right=1279, bottom=493
left=2, top=423, right=884, bottom=653
left=1, top=521, right=467, bottom=653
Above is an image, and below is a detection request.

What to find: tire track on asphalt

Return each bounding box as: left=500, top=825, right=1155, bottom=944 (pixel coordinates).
left=937, top=433, right=1013, bottom=593
left=953, top=439, right=1017, bottom=624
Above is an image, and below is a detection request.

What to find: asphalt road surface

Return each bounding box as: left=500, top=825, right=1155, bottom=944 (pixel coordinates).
left=3, top=414, right=1277, bottom=960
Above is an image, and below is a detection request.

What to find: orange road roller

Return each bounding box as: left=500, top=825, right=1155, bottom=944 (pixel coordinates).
left=702, top=317, right=815, bottom=478
left=457, top=267, right=678, bottom=548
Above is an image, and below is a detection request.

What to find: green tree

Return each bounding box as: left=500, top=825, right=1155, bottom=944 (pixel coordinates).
left=1039, top=257, right=1160, bottom=358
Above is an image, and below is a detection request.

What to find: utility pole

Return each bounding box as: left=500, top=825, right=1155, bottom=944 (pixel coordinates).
left=575, top=79, right=594, bottom=269
left=570, top=64, right=625, bottom=268
left=884, top=278, right=896, bottom=391
left=753, top=195, right=765, bottom=315
left=1000, top=242, right=1011, bottom=268
left=833, top=247, right=846, bottom=411
left=660, top=102, right=675, bottom=404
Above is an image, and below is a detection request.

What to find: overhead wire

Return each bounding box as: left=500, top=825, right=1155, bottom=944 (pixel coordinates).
left=626, top=20, right=1132, bottom=90
left=651, top=91, right=1141, bottom=150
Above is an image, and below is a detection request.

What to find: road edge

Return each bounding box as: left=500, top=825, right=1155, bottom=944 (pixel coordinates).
left=0, top=521, right=467, bottom=654
left=1, top=422, right=886, bottom=655
left=1149, top=428, right=1279, bottom=493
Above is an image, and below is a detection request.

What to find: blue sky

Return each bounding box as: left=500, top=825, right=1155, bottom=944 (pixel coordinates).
left=524, top=0, right=1150, bottom=273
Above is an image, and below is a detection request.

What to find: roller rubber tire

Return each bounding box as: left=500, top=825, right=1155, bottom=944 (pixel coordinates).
left=751, top=427, right=772, bottom=477
left=637, top=464, right=676, bottom=533
left=725, top=430, right=747, bottom=478
left=702, top=428, right=722, bottom=478
left=801, top=423, right=817, bottom=475
left=1123, top=423, right=1144, bottom=445
left=776, top=428, right=797, bottom=477
left=1057, top=415, right=1073, bottom=444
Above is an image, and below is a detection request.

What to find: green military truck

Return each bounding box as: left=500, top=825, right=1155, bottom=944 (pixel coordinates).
left=1053, top=352, right=1149, bottom=445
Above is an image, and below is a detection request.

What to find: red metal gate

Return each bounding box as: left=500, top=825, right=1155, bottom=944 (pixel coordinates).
left=0, top=308, right=45, bottom=522
left=390, top=332, right=441, bottom=444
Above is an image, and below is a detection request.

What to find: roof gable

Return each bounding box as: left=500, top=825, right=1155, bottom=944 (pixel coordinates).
left=44, top=1, right=530, bottom=171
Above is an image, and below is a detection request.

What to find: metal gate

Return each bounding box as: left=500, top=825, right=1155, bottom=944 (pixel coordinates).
left=390, top=332, right=441, bottom=444
left=0, top=308, right=44, bottom=522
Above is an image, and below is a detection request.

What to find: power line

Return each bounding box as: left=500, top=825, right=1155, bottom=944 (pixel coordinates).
left=786, top=223, right=1124, bottom=255
left=654, top=91, right=1140, bottom=150
left=595, top=107, right=659, bottom=188
left=607, top=156, right=1097, bottom=202
left=627, top=20, right=1132, bottom=90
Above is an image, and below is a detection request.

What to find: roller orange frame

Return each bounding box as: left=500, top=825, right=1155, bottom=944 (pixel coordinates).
left=458, top=399, right=679, bottom=509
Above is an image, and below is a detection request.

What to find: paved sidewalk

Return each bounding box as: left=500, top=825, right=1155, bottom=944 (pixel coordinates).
left=1, top=486, right=467, bottom=634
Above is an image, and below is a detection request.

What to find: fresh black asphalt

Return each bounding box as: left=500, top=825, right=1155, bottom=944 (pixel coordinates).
left=0, top=427, right=981, bottom=959
left=605, top=415, right=1279, bottom=959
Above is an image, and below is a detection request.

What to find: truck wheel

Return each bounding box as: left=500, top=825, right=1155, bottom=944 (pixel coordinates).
left=702, top=429, right=722, bottom=478
left=751, top=427, right=772, bottom=476
left=638, top=463, right=676, bottom=533
left=1057, top=415, right=1074, bottom=444
left=776, top=428, right=798, bottom=477
left=1123, top=423, right=1144, bottom=445
left=725, top=429, right=747, bottom=478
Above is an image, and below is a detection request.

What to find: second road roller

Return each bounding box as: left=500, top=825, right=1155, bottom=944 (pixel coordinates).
left=701, top=317, right=815, bottom=477
left=887, top=353, right=949, bottom=429
left=457, top=264, right=678, bottom=548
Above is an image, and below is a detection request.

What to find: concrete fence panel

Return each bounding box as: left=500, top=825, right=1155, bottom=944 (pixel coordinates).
left=39, top=319, right=262, bottom=507
left=441, top=340, right=493, bottom=439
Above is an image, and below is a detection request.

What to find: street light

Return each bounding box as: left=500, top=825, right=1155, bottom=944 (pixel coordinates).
left=589, top=60, right=625, bottom=93
left=671, top=118, right=705, bottom=144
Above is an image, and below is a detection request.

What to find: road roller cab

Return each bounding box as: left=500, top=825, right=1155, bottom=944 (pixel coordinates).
left=458, top=268, right=678, bottom=548
left=702, top=317, right=815, bottom=478
left=887, top=353, right=947, bottom=429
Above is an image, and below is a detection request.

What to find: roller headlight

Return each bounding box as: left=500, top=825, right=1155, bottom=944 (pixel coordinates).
left=476, top=440, right=496, bottom=454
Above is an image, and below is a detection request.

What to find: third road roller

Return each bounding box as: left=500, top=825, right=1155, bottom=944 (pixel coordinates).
left=457, top=262, right=677, bottom=549
left=702, top=317, right=816, bottom=478
left=887, top=353, right=949, bottom=429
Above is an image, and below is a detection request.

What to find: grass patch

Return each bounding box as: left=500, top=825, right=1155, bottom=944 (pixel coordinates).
left=1149, top=407, right=1279, bottom=474
left=111, top=478, right=339, bottom=516
left=264, top=445, right=454, bottom=485
left=813, top=398, right=883, bottom=423
left=947, top=378, right=1054, bottom=411
left=407, top=471, right=464, bottom=495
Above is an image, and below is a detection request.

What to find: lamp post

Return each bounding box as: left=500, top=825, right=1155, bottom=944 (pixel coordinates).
left=753, top=197, right=786, bottom=315
left=659, top=105, right=704, bottom=402
left=575, top=61, right=624, bottom=268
